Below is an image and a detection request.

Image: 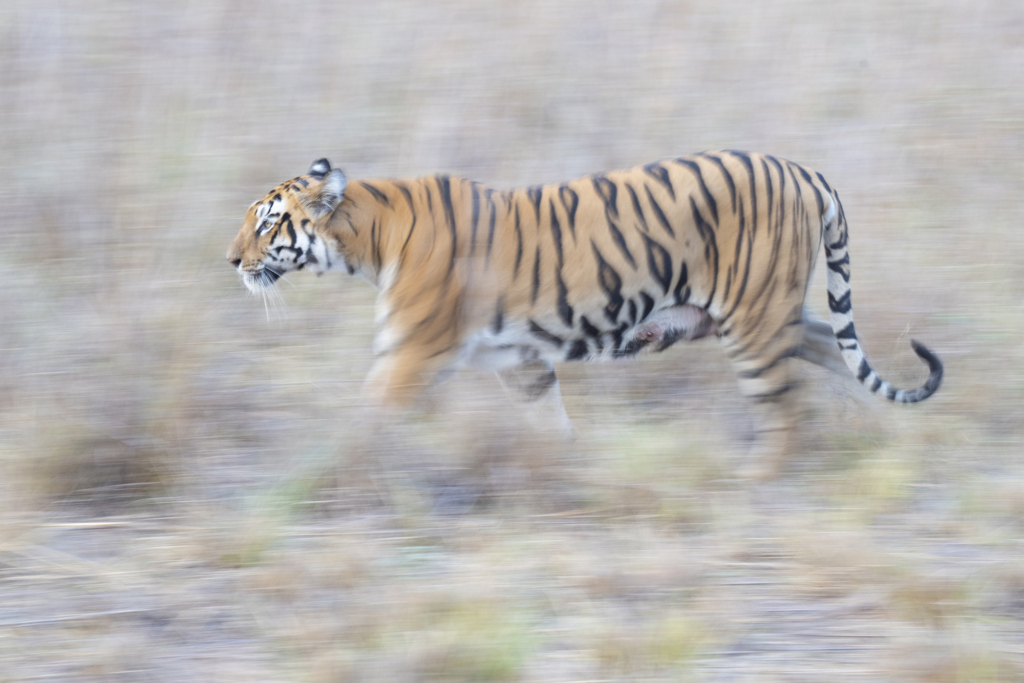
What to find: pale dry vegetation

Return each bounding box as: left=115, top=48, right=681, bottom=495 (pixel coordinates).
left=1, top=1, right=1024, bottom=681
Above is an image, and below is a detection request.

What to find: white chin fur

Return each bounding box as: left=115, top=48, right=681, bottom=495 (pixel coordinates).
left=241, top=270, right=274, bottom=293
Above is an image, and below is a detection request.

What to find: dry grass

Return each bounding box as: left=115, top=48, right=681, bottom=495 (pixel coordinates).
left=1, top=0, right=1023, bottom=680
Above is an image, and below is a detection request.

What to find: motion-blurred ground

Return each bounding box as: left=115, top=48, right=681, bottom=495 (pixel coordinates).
left=2, top=1, right=1023, bottom=681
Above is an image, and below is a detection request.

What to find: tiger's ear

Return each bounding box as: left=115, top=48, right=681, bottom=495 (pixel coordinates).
left=302, top=167, right=347, bottom=219
left=309, top=158, right=331, bottom=178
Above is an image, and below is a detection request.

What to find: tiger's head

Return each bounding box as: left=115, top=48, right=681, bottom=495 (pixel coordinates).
left=227, top=158, right=348, bottom=292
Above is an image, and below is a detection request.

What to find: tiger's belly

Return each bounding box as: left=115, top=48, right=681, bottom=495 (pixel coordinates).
left=463, top=303, right=717, bottom=371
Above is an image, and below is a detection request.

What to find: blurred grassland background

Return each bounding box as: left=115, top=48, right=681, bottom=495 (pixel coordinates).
left=2, top=0, right=1024, bottom=680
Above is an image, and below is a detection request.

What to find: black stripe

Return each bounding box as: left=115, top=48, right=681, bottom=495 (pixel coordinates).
left=815, top=171, right=833, bottom=195
left=359, top=181, right=391, bottom=206
left=856, top=358, right=871, bottom=382
left=722, top=269, right=734, bottom=307
left=579, top=315, right=605, bottom=352
left=638, top=291, right=654, bottom=322
left=397, top=183, right=417, bottom=260
left=470, top=184, right=481, bottom=254
left=486, top=192, right=497, bottom=260
left=371, top=219, right=381, bottom=271
left=566, top=339, right=589, bottom=361
left=527, top=186, right=544, bottom=223
left=911, top=339, right=944, bottom=394
left=761, top=158, right=774, bottom=236
left=641, top=233, right=673, bottom=294
left=643, top=162, right=675, bottom=201
left=644, top=186, right=675, bottom=238
left=689, top=197, right=719, bottom=308
left=719, top=195, right=754, bottom=324
left=728, top=151, right=757, bottom=240
left=796, top=165, right=825, bottom=217
left=787, top=163, right=803, bottom=206
left=768, top=156, right=786, bottom=236
left=606, top=219, right=636, bottom=270
left=579, top=315, right=602, bottom=338
left=559, top=185, right=579, bottom=241
left=556, top=273, right=574, bottom=327
left=827, top=251, right=850, bottom=267
left=676, top=157, right=719, bottom=226
left=437, top=176, right=458, bottom=271
left=770, top=156, right=782, bottom=239
left=513, top=205, right=523, bottom=278
left=424, top=180, right=434, bottom=216
left=828, top=289, right=852, bottom=314
left=528, top=320, right=564, bottom=348
left=673, top=261, right=689, bottom=305
left=610, top=321, right=629, bottom=352
left=704, top=153, right=737, bottom=214
left=592, top=175, right=636, bottom=268
left=592, top=175, right=619, bottom=219
left=591, top=241, right=624, bottom=324
left=625, top=182, right=648, bottom=233
left=627, top=299, right=637, bottom=326
left=739, top=205, right=781, bottom=317
left=736, top=347, right=799, bottom=379
left=285, top=216, right=297, bottom=245
left=722, top=200, right=743, bottom=304
left=827, top=253, right=850, bottom=281
left=492, top=297, right=504, bottom=334
left=531, top=245, right=541, bottom=305
left=733, top=201, right=755, bottom=316
left=827, top=230, right=848, bottom=251
left=834, top=321, right=857, bottom=340
left=549, top=200, right=564, bottom=265
left=272, top=246, right=298, bottom=259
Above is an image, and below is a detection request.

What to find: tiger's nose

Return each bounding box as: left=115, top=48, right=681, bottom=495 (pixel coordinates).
left=228, top=257, right=242, bottom=267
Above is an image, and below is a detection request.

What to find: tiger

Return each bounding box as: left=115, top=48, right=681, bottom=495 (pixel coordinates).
left=227, top=154, right=943, bottom=478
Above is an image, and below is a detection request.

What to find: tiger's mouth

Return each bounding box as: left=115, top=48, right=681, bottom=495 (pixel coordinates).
left=241, top=266, right=281, bottom=292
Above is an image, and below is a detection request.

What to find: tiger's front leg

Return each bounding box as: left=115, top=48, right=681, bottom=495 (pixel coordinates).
left=362, top=351, right=439, bottom=409
left=344, top=324, right=452, bottom=465
left=362, top=305, right=462, bottom=410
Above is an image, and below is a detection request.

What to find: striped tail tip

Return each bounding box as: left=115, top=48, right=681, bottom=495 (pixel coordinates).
left=907, top=339, right=943, bottom=401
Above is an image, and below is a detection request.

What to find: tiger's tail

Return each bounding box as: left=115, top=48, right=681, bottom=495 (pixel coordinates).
left=822, top=191, right=943, bottom=403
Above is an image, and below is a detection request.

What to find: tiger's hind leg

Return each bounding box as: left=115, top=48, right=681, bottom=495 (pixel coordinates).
left=496, top=361, right=575, bottom=440
left=725, top=318, right=807, bottom=480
